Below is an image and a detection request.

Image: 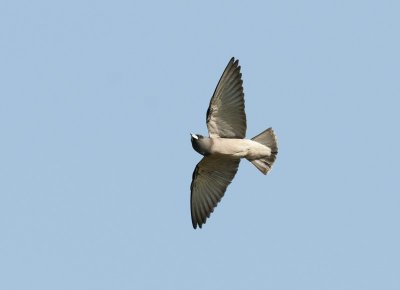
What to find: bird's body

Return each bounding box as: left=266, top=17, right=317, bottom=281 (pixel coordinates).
left=193, top=136, right=271, bottom=160
left=189, top=57, right=278, bottom=229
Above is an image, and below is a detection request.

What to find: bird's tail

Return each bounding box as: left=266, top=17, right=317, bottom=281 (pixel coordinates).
left=250, top=128, right=278, bottom=175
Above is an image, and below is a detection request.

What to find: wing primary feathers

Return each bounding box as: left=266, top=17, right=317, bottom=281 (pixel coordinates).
left=206, top=58, right=246, bottom=138
left=190, top=157, right=240, bottom=229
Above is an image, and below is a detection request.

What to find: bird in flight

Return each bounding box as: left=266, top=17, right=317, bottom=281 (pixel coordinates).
left=190, top=57, right=278, bottom=229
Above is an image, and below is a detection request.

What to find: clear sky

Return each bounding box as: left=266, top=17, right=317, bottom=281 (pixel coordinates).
left=1, top=1, right=399, bottom=289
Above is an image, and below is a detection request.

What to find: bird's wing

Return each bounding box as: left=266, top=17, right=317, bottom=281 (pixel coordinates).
left=206, top=57, right=247, bottom=138
left=190, top=156, right=240, bottom=229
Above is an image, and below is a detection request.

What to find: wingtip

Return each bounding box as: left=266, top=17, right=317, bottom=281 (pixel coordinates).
left=192, top=219, right=205, bottom=229
left=192, top=223, right=201, bottom=230
left=229, top=57, right=240, bottom=65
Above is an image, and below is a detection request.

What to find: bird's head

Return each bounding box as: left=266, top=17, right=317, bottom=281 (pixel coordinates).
left=190, top=133, right=209, bottom=156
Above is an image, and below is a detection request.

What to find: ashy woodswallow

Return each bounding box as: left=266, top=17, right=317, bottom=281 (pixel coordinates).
left=190, top=57, right=278, bottom=229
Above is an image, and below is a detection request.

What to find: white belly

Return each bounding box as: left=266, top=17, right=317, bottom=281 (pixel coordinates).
left=210, top=138, right=271, bottom=160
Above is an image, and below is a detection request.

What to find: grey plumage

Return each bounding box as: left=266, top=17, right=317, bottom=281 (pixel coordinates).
left=250, top=128, right=278, bottom=174
left=190, top=157, right=240, bottom=228
left=190, top=57, right=278, bottom=229
left=207, top=58, right=246, bottom=139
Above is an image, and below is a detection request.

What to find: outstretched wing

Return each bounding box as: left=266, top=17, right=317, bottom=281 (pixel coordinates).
left=206, top=57, right=247, bottom=138
left=190, top=156, right=240, bottom=229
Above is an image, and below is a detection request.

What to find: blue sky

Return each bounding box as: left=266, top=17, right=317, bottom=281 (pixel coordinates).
left=1, top=1, right=399, bottom=289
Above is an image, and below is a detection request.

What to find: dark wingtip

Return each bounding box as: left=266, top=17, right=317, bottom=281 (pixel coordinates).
left=192, top=224, right=202, bottom=230
left=192, top=220, right=204, bottom=230
left=229, top=57, right=240, bottom=66
left=231, top=58, right=240, bottom=71
left=192, top=217, right=198, bottom=229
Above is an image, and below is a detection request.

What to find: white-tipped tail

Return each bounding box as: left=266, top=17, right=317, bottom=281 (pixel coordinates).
left=250, top=128, right=278, bottom=175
